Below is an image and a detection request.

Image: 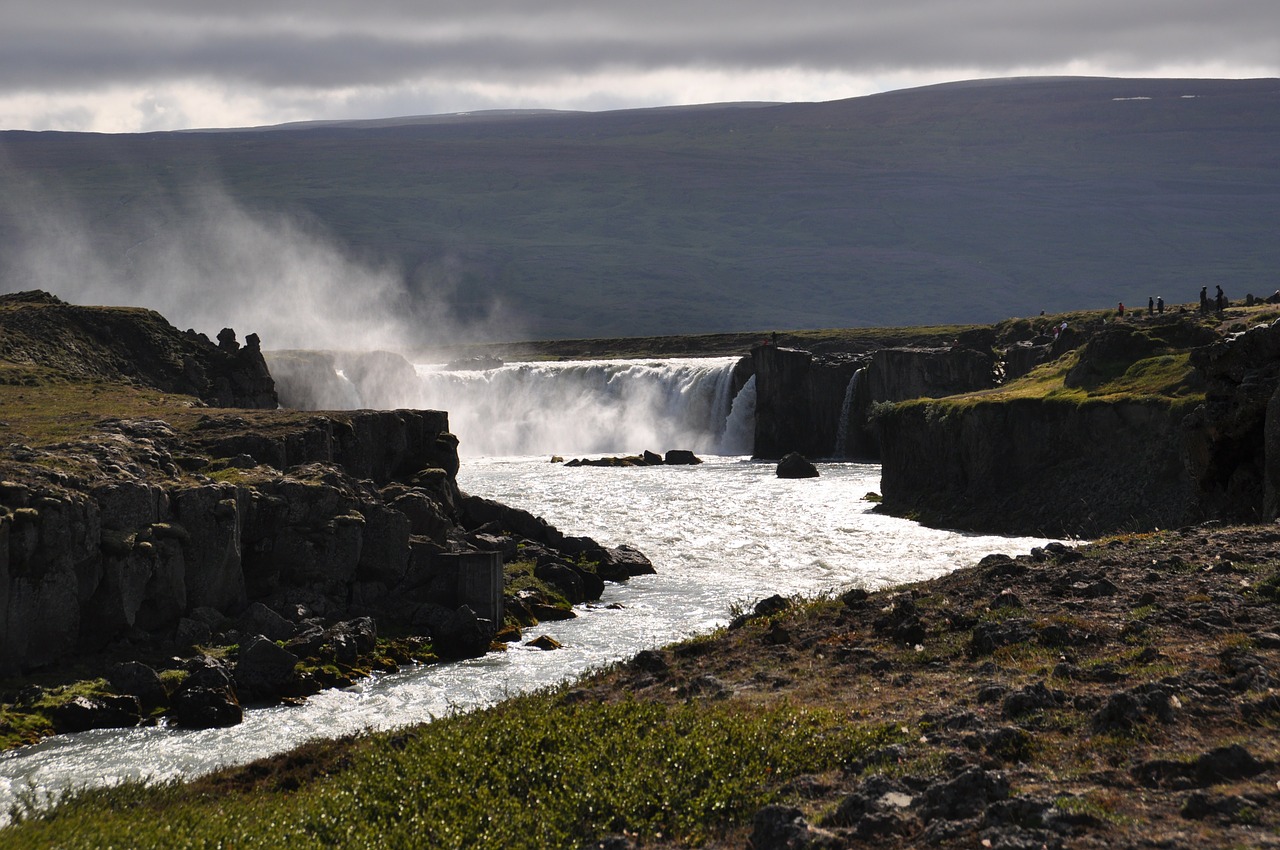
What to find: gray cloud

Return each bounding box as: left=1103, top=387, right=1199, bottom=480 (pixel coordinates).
left=2, top=0, right=1277, bottom=129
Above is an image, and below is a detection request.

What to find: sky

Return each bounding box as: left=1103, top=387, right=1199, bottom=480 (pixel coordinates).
left=2, top=0, right=1278, bottom=133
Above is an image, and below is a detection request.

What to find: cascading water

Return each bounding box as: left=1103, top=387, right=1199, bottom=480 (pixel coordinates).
left=833, top=367, right=864, bottom=458
left=308, top=356, right=754, bottom=457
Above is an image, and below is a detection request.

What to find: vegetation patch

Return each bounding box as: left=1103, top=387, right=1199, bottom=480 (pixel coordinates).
left=2, top=697, right=898, bottom=849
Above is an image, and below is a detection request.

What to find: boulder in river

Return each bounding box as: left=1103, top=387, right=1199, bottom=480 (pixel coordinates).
left=776, top=452, right=819, bottom=479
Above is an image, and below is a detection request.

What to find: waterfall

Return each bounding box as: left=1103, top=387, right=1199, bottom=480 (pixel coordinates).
left=720, top=375, right=756, bottom=456
left=834, top=368, right=864, bottom=458
left=272, top=353, right=755, bottom=457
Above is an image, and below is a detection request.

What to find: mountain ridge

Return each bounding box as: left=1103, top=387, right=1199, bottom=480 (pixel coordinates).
left=1, top=76, right=1277, bottom=342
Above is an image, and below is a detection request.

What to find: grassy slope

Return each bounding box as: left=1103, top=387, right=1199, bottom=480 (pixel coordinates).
left=2, top=78, right=1278, bottom=340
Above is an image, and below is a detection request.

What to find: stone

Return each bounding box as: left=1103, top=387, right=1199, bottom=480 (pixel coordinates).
left=171, top=686, right=243, bottom=729
left=1181, top=791, right=1262, bottom=822
left=1193, top=744, right=1268, bottom=785
left=174, top=617, right=212, bottom=651
left=917, top=766, right=1011, bottom=822
left=108, top=661, right=168, bottom=710
left=534, top=561, right=586, bottom=605
left=237, top=602, right=298, bottom=643
left=663, top=450, right=702, bottom=465
left=776, top=452, right=819, bottom=479
left=1002, top=682, right=1065, bottom=718
left=750, top=805, right=842, bottom=850
left=421, top=605, right=494, bottom=659
left=234, top=635, right=301, bottom=702
left=968, top=619, right=1034, bottom=657
left=631, top=649, right=670, bottom=674
left=588, top=545, right=656, bottom=581
left=50, top=694, right=142, bottom=734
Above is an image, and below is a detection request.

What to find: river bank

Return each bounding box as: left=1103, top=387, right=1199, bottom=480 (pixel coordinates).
left=3, top=522, right=1277, bottom=848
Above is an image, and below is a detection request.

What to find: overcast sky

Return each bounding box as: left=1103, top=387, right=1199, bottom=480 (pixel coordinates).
left=3, top=1, right=1278, bottom=132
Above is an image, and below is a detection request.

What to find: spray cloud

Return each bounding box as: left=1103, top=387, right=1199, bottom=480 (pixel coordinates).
left=0, top=166, right=522, bottom=353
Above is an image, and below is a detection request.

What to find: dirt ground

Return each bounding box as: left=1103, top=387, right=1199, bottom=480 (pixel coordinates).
left=575, top=523, right=1280, bottom=848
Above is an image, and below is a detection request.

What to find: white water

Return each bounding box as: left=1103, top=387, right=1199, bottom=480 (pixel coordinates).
left=0, top=456, right=1051, bottom=818
left=326, top=356, right=753, bottom=457
left=834, top=367, right=863, bottom=457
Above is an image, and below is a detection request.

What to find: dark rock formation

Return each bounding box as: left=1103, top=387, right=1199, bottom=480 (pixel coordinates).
left=0, top=404, right=647, bottom=676
left=0, top=291, right=276, bottom=409
left=776, top=453, right=819, bottom=479
left=866, top=346, right=997, bottom=404
left=878, top=396, right=1196, bottom=536
left=751, top=345, right=859, bottom=460
left=751, top=341, right=996, bottom=461
left=879, top=318, right=1280, bottom=536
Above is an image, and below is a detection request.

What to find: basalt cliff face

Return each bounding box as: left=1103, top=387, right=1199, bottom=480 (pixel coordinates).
left=0, top=294, right=651, bottom=685
left=751, top=339, right=998, bottom=461
left=878, top=397, right=1197, bottom=536
left=1, top=410, right=461, bottom=673
left=877, top=316, right=1280, bottom=536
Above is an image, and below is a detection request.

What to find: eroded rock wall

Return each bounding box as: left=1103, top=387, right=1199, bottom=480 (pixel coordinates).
left=751, top=343, right=996, bottom=461
left=878, top=398, right=1197, bottom=537
left=0, top=408, right=639, bottom=675
left=878, top=319, right=1280, bottom=536
left=751, top=345, right=859, bottom=460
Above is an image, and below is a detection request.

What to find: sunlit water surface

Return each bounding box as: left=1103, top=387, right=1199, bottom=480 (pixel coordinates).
left=0, top=456, right=1050, bottom=816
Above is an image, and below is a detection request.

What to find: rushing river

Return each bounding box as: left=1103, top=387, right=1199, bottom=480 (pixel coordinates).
left=0, top=455, right=1051, bottom=818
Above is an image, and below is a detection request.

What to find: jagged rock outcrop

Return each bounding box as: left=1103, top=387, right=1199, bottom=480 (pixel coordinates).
left=0, top=409, right=644, bottom=676
left=0, top=291, right=277, bottom=409
left=866, top=346, right=996, bottom=404
left=1187, top=321, right=1280, bottom=521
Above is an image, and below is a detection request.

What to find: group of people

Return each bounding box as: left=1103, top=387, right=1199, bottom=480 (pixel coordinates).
left=1117, top=296, right=1165, bottom=317
left=1199, top=285, right=1228, bottom=313
left=1117, top=286, right=1230, bottom=319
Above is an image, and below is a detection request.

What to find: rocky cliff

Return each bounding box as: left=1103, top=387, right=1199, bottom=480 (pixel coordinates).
left=877, top=314, right=1280, bottom=536
left=0, top=290, right=277, bottom=409
left=751, top=341, right=997, bottom=461
left=878, top=397, right=1197, bottom=536
left=0, top=295, right=651, bottom=685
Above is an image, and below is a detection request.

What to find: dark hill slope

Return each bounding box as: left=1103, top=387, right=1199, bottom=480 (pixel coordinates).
left=2, top=77, right=1278, bottom=340
left=0, top=291, right=276, bottom=408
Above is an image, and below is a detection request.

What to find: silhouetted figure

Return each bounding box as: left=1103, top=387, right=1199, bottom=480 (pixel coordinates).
left=1157, top=296, right=1164, bottom=314
left=1216, top=285, right=1225, bottom=313
left=1117, top=302, right=1125, bottom=317
left=1200, top=286, right=1209, bottom=313
left=1148, top=296, right=1154, bottom=315
left=770, top=331, right=779, bottom=345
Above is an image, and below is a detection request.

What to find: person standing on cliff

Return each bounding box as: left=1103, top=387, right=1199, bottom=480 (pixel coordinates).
left=1200, top=286, right=1209, bottom=313
left=1148, top=296, right=1154, bottom=315
left=1157, top=296, right=1164, bottom=314
left=1216, top=285, right=1226, bottom=313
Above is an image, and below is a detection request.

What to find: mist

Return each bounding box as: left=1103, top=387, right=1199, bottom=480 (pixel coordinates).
left=0, top=171, right=524, bottom=353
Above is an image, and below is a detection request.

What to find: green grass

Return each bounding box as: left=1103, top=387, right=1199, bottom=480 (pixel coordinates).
left=0, top=695, right=901, bottom=849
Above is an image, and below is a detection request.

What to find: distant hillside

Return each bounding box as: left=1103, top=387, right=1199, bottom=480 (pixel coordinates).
left=1, top=76, right=1278, bottom=342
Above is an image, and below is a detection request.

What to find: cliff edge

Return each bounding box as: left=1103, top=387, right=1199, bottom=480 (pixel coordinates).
left=0, top=293, right=651, bottom=742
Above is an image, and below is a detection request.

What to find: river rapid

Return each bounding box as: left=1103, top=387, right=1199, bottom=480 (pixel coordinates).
left=0, top=454, right=1051, bottom=817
